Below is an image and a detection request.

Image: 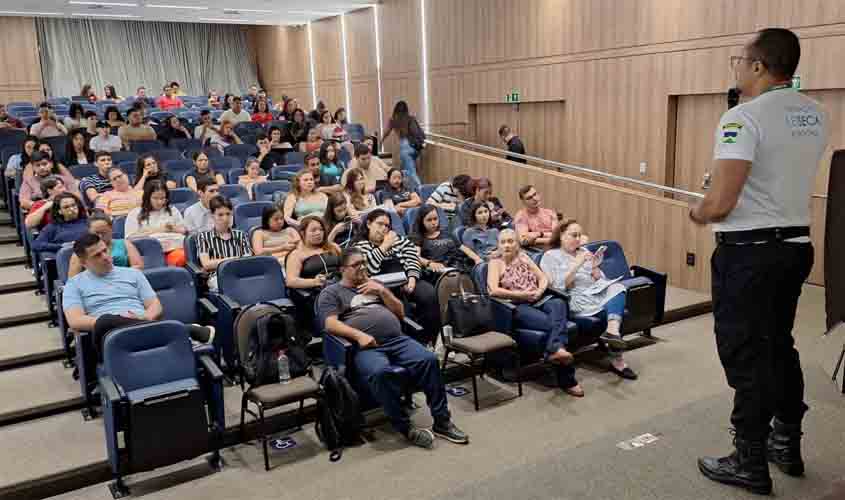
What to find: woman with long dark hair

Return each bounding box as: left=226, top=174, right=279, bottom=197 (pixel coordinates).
left=185, top=151, right=225, bottom=192
left=103, top=84, right=123, bottom=102
left=461, top=201, right=500, bottom=260
left=63, top=103, right=86, bottom=130
left=282, top=169, right=328, bottom=228
left=289, top=108, right=309, bottom=146
left=323, top=191, right=355, bottom=247
left=382, top=168, right=421, bottom=217
left=125, top=180, right=186, bottom=266
left=64, top=129, right=94, bottom=166
left=251, top=99, right=274, bottom=125
left=353, top=209, right=440, bottom=345
left=134, top=154, right=176, bottom=190
left=411, top=204, right=481, bottom=274
left=381, top=100, right=423, bottom=190
left=157, top=115, right=191, bottom=147
left=252, top=205, right=300, bottom=263
left=32, top=193, right=89, bottom=253
left=342, top=167, right=377, bottom=217
left=104, top=106, right=125, bottom=128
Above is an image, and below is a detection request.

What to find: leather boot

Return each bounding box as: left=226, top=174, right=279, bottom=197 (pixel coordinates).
left=698, top=435, right=773, bottom=495
left=767, top=418, right=804, bottom=476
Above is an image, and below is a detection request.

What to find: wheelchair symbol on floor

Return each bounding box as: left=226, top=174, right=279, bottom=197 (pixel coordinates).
left=270, top=436, right=298, bottom=450
left=446, top=385, right=470, bottom=397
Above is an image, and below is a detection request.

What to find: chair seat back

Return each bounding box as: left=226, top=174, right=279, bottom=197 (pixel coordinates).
left=217, top=256, right=287, bottom=305
left=132, top=237, right=166, bottom=269
left=144, top=267, right=198, bottom=324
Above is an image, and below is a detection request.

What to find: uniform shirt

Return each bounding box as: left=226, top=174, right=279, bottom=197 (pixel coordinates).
left=63, top=266, right=156, bottom=318
left=713, top=87, right=828, bottom=234
left=317, top=283, right=402, bottom=343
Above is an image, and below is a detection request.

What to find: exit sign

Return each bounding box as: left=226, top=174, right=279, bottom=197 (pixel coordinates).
left=505, top=90, right=521, bottom=103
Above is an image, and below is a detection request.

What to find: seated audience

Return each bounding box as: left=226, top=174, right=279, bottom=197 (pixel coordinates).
left=77, top=83, right=96, bottom=102
left=30, top=102, right=68, bottom=139
left=318, top=109, right=347, bottom=142
left=134, top=153, right=177, bottom=190
left=256, top=133, right=286, bottom=171
left=462, top=201, right=500, bottom=260
left=282, top=169, right=328, bottom=228
left=238, top=157, right=267, bottom=199
left=133, top=86, right=155, bottom=108
left=118, top=108, right=157, bottom=148
left=353, top=209, right=440, bottom=345
left=427, top=174, right=474, bottom=220
left=155, top=85, right=183, bottom=111
left=32, top=193, right=88, bottom=253
left=498, top=125, right=527, bottom=164
left=412, top=204, right=481, bottom=276
left=334, top=107, right=348, bottom=126
left=62, top=233, right=212, bottom=359
left=286, top=215, right=342, bottom=327
left=323, top=192, right=356, bottom=247
left=89, top=121, right=123, bottom=153
left=246, top=85, right=259, bottom=100
left=300, top=127, right=323, bottom=154
left=458, top=177, right=511, bottom=229
left=80, top=152, right=115, bottom=207
left=308, top=101, right=328, bottom=123
left=65, top=129, right=94, bottom=166
left=24, top=176, right=66, bottom=229
left=540, top=220, right=636, bottom=378
left=103, top=84, right=123, bottom=102
left=210, top=120, right=242, bottom=151
left=342, top=143, right=387, bottom=194
left=252, top=206, right=300, bottom=264
left=318, top=142, right=344, bottom=188
left=104, top=106, right=126, bottom=129
left=62, top=103, right=85, bottom=130
left=83, top=111, right=99, bottom=136
left=184, top=178, right=219, bottom=233
left=69, top=211, right=143, bottom=277
left=289, top=109, right=309, bottom=146
left=169, top=81, right=186, bottom=97
left=157, top=115, right=191, bottom=147
left=125, top=180, right=188, bottom=267
left=0, top=103, right=24, bottom=129
left=185, top=151, right=225, bottom=192
left=343, top=168, right=378, bottom=217
left=196, top=196, right=253, bottom=290
left=268, top=126, right=293, bottom=153
left=318, top=247, right=468, bottom=448
left=194, top=110, right=220, bottom=145
left=220, top=96, right=251, bottom=124
left=278, top=98, right=297, bottom=120
left=4, top=135, right=37, bottom=179
left=208, top=90, right=222, bottom=109
left=251, top=99, right=273, bottom=125
left=19, top=151, right=77, bottom=210
left=381, top=168, right=421, bottom=217
left=514, top=184, right=558, bottom=247
left=487, top=229, right=583, bottom=397
left=95, top=167, right=141, bottom=216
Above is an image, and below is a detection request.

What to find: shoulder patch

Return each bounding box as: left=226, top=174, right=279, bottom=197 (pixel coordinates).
left=721, top=122, right=743, bottom=144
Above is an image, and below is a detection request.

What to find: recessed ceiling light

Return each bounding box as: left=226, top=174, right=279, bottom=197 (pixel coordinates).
left=146, top=4, right=209, bottom=9
left=68, top=1, right=139, bottom=6
left=224, top=8, right=274, bottom=14
left=0, top=11, right=62, bottom=16
left=71, top=12, right=141, bottom=17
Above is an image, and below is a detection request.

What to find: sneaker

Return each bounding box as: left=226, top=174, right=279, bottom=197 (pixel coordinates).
left=190, top=324, right=215, bottom=345
left=405, top=427, right=435, bottom=449
left=433, top=420, right=469, bottom=444
left=600, top=332, right=626, bottom=349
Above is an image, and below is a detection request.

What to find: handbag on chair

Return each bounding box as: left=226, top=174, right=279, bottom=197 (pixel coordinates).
left=446, top=281, right=496, bottom=339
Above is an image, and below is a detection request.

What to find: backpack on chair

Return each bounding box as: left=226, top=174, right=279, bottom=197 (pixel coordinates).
left=315, top=366, right=364, bottom=462
left=234, top=302, right=311, bottom=387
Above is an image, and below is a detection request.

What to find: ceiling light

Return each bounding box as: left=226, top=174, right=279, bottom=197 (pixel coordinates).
left=224, top=8, right=274, bottom=13
left=68, top=1, right=139, bottom=6
left=198, top=18, right=263, bottom=23
left=0, top=11, right=62, bottom=16
left=146, top=4, right=209, bottom=10
left=71, top=12, right=141, bottom=17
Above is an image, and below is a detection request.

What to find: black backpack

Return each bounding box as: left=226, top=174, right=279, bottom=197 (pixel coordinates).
left=408, top=117, right=426, bottom=151
left=235, top=303, right=311, bottom=387
left=315, top=367, right=364, bottom=462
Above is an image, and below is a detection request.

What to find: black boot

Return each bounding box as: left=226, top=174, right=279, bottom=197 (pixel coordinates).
left=698, top=435, right=773, bottom=495
left=767, top=418, right=804, bottom=476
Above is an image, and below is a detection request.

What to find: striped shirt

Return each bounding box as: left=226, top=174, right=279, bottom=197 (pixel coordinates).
left=196, top=228, right=253, bottom=263
left=79, top=173, right=112, bottom=197
left=354, top=237, right=422, bottom=280
left=427, top=182, right=459, bottom=215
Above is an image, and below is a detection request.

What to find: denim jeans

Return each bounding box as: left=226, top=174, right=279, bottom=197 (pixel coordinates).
left=513, top=298, right=577, bottom=389
left=399, top=138, right=421, bottom=191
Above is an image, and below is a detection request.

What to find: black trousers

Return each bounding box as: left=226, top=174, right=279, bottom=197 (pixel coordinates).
left=711, top=241, right=813, bottom=441
left=405, top=279, right=441, bottom=346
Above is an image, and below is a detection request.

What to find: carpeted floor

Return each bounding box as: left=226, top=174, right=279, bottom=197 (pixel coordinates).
left=48, top=285, right=845, bottom=500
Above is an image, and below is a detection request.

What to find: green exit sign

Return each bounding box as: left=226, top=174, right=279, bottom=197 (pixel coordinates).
left=505, top=90, right=521, bottom=103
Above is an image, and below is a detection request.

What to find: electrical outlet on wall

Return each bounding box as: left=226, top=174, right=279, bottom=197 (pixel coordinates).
left=639, top=161, right=647, bottom=175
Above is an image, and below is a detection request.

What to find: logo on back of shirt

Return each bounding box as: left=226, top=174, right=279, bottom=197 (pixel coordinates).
left=721, top=122, right=743, bottom=144
left=785, top=106, right=822, bottom=137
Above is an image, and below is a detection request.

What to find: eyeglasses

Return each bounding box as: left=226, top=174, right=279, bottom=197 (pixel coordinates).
left=344, top=260, right=365, bottom=270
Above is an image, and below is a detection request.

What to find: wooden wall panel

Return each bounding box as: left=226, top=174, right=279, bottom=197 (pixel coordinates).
left=315, top=83, right=346, bottom=117
left=346, top=9, right=377, bottom=80
left=469, top=101, right=567, bottom=164
left=0, top=17, right=43, bottom=104
left=311, top=17, right=343, bottom=83
left=253, top=25, right=312, bottom=103
left=350, top=80, right=379, bottom=137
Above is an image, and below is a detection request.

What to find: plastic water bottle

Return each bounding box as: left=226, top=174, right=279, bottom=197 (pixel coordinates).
left=277, top=351, right=291, bottom=384
left=442, top=325, right=453, bottom=346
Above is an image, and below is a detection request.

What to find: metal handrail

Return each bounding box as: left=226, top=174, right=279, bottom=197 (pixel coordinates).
left=424, top=132, right=705, bottom=200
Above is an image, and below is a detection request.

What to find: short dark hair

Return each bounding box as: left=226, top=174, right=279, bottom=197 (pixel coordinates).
left=232, top=96, right=242, bottom=103
left=73, top=233, right=102, bottom=259
left=255, top=133, right=269, bottom=142
left=200, top=109, right=211, bottom=116
left=451, top=174, right=474, bottom=198
left=518, top=184, right=535, bottom=200
left=30, top=151, right=47, bottom=164
left=197, top=176, right=218, bottom=193
left=341, top=247, right=364, bottom=267
left=40, top=175, right=63, bottom=194
left=747, top=28, right=801, bottom=80
left=498, top=125, right=510, bottom=137
left=354, top=143, right=370, bottom=157
left=209, top=195, right=232, bottom=213
left=39, top=102, right=52, bottom=110
left=95, top=151, right=112, bottom=162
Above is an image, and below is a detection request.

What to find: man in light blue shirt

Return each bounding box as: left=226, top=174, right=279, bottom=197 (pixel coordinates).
left=63, top=233, right=212, bottom=358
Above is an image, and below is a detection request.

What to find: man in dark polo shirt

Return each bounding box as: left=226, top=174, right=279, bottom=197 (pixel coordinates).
left=498, top=125, right=527, bottom=164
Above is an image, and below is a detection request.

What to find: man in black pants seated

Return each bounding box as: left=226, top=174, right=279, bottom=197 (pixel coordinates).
left=63, top=233, right=213, bottom=358
left=318, top=247, right=469, bottom=449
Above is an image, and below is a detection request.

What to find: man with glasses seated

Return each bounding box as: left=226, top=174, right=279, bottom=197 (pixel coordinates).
left=318, top=247, right=469, bottom=449
left=95, top=166, right=141, bottom=217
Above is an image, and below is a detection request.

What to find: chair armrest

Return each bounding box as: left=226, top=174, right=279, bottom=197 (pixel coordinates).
left=491, top=297, right=516, bottom=311
left=323, top=333, right=355, bottom=369
left=213, top=293, right=242, bottom=312
left=402, top=316, right=424, bottom=334
left=198, top=354, right=224, bottom=382
left=268, top=298, right=295, bottom=310
left=198, top=297, right=218, bottom=316
left=185, top=261, right=208, bottom=280
left=631, top=265, right=667, bottom=323
left=289, top=288, right=313, bottom=301
left=98, top=375, right=124, bottom=404
left=546, top=287, right=571, bottom=302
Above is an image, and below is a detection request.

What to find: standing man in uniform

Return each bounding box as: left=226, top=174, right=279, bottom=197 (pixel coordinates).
left=690, top=28, right=828, bottom=495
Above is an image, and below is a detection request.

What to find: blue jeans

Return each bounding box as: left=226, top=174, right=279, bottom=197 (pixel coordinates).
left=399, top=138, right=421, bottom=191
left=514, top=298, right=577, bottom=389
left=604, top=291, right=626, bottom=322
left=355, top=335, right=450, bottom=434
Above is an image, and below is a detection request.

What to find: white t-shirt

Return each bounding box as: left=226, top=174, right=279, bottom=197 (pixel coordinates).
left=194, top=125, right=220, bottom=144
left=125, top=206, right=185, bottom=252
left=220, top=109, right=251, bottom=124
left=712, top=87, right=828, bottom=233
left=89, top=134, right=123, bottom=153
left=183, top=201, right=213, bottom=233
